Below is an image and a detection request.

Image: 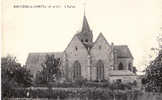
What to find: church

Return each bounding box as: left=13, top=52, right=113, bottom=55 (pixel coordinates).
left=26, top=14, right=137, bottom=83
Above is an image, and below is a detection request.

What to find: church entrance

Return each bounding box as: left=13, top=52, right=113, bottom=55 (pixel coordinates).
left=73, top=61, right=81, bottom=80
left=96, top=60, right=104, bottom=81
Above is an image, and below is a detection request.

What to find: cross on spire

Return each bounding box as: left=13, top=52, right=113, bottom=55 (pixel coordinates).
left=81, top=2, right=90, bottom=32
left=83, top=2, right=86, bottom=16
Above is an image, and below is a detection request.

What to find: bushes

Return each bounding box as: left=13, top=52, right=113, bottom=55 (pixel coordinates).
left=34, top=80, right=112, bottom=88
left=1, top=56, right=33, bottom=98
left=4, top=80, right=137, bottom=99
left=4, top=78, right=138, bottom=99
left=34, top=80, right=136, bottom=91
left=10, top=88, right=140, bottom=99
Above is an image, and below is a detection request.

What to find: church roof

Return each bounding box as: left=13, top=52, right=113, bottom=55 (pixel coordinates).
left=93, top=33, right=110, bottom=46
left=114, top=45, right=133, bottom=59
left=81, top=15, right=91, bottom=32
left=26, top=52, right=63, bottom=77
left=109, top=70, right=136, bottom=76
left=75, top=15, right=93, bottom=50
left=26, top=52, right=63, bottom=65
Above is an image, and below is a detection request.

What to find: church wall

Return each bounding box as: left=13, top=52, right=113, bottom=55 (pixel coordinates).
left=26, top=53, right=64, bottom=79
left=90, top=34, right=113, bottom=81
left=77, top=31, right=93, bottom=43
left=64, top=36, right=90, bottom=81
left=28, top=64, right=43, bottom=79
left=127, top=58, right=133, bottom=71
left=109, top=75, right=137, bottom=83
left=116, top=58, right=133, bottom=71
left=26, top=15, right=135, bottom=83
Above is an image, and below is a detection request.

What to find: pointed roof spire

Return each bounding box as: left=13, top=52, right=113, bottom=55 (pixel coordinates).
left=81, top=2, right=90, bottom=32
left=81, top=12, right=91, bottom=32
left=84, top=7, right=86, bottom=16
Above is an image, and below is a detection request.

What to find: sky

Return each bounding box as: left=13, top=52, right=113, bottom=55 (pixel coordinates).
left=2, top=0, right=161, bottom=74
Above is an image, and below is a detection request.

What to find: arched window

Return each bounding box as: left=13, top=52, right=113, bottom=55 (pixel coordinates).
left=118, top=62, right=124, bottom=70
left=96, top=60, right=104, bottom=81
left=75, top=46, right=78, bottom=51
left=128, top=63, right=132, bottom=71
left=73, top=61, right=81, bottom=80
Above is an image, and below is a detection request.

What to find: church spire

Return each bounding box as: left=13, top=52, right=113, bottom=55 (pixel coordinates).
left=76, top=9, right=93, bottom=44
left=81, top=13, right=91, bottom=32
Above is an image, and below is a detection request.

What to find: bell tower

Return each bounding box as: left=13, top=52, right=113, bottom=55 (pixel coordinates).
left=76, top=13, right=93, bottom=44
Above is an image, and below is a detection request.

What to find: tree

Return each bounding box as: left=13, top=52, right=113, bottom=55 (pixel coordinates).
left=143, top=51, right=162, bottom=92
left=35, top=54, right=61, bottom=84
left=143, top=33, right=162, bottom=92
left=1, top=56, right=33, bottom=98
left=14, top=65, right=33, bottom=87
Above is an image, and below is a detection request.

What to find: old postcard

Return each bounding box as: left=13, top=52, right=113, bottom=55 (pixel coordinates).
left=1, top=0, right=162, bottom=100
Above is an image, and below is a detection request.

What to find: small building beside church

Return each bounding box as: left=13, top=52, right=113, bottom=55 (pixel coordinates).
left=26, top=14, right=137, bottom=83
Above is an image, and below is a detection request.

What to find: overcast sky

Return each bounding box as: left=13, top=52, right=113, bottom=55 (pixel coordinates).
left=2, top=0, right=161, bottom=73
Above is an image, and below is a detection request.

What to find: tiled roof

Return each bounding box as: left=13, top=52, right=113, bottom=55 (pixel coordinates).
left=114, top=45, right=133, bottom=58
left=26, top=52, right=63, bottom=77
left=26, top=52, right=63, bottom=65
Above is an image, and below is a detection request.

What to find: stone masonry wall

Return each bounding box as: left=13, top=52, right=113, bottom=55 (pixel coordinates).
left=90, top=34, right=113, bottom=80
left=64, top=36, right=90, bottom=81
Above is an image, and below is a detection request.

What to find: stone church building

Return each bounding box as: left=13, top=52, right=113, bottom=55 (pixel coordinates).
left=26, top=15, right=137, bottom=83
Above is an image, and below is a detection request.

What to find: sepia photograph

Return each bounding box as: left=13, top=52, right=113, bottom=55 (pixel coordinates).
left=1, top=0, right=162, bottom=100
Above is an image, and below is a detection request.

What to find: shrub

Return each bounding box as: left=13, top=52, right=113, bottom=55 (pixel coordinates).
left=7, top=87, right=142, bottom=100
